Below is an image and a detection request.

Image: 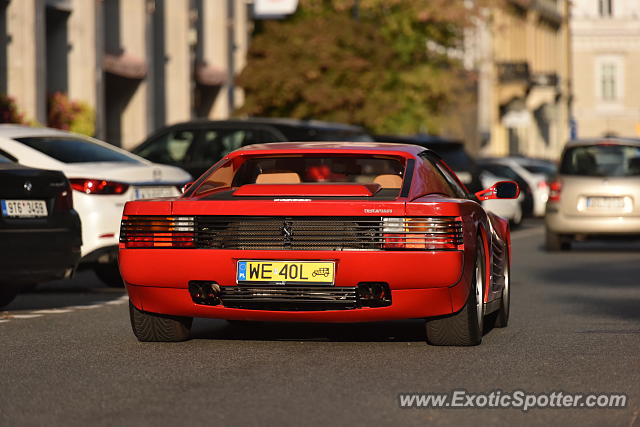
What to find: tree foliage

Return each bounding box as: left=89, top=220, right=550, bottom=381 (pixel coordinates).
left=0, top=95, right=27, bottom=125
left=47, top=92, right=96, bottom=136
left=237, top=0, right=481, bottom=135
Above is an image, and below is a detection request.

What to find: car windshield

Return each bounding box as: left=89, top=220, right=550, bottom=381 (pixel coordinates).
left=560, top=144, right=640, bottom=177
left=16, top=136, right=141, bottom=164
left=194, top=155, right=405, bottom=195
left=522, top=164, right=556, bottom=177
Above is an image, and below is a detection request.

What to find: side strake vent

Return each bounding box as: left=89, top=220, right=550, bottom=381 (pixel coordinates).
left=120, top=216, right=463, bottom=251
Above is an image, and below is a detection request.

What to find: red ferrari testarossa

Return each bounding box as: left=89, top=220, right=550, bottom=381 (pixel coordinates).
left=119, top=142, right=518, bottom=346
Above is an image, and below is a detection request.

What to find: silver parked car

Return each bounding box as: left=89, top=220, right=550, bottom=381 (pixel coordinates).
left=545, top=138, right=640, bottom=250
left=481, top=157, right=555, bottom=217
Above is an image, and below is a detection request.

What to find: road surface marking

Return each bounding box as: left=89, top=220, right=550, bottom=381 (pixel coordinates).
left=71, top=304, right=105, bottom=309
left=31, top=309, right=74, bottom=314
left=0, top=295, right=129, bottom=324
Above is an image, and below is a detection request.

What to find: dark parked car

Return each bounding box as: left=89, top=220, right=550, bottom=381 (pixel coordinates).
left=374, top=134, right=484, bottom=193
left=132, top=118, right=373, bottom=178
left=0, top=152, right=82, bottom=307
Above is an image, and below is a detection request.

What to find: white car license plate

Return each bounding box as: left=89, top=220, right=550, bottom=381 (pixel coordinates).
left=133, top=186, right=177, bottom=200
left=1, top=199, right=48, bottom=217
left=586, top=197, right=625, bottom=209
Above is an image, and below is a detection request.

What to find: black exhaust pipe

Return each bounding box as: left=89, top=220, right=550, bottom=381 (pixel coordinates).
left=188, top=281, right=221, bottom=306
left=356, top=282, right=391, bottom=307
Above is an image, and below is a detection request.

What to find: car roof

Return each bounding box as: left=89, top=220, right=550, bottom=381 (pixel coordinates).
left=565, top=138, right=640, bottom=147
left=374, top=133, right=464, bottom=146
left=242, top=117, right=367, bottom=131
left=231, top=141, right=428, bottom=157
left=0, top=124, right=151, bottom=165
left=0, top=124, right=77, bottom=139
left=156, top=117, right=368, bottom=132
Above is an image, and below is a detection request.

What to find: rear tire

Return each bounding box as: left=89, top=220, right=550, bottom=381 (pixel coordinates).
left=94, top=263, right=124, bottom=287
left=0, top=283, right=20, bottom=308
left=129, top=301, right=193, bottom=342
left=545, top=230, right=571, bottom=251
left=425, top=236, right=485, bottom=346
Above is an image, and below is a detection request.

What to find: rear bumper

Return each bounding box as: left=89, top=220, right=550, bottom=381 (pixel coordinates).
left=119, top=249, right=464, bottom=290
left=120, top=249, right=468, bottom=321
left=127, top=284, right=458, bottom=322
left=0, top=226, right=81, bottom=283
left=546, top=207, right=640, bottom=235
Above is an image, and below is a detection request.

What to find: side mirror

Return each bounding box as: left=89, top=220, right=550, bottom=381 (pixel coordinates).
left=475, top=181, right=520, bottom=201
left=181, top=181, right=194, bottom=193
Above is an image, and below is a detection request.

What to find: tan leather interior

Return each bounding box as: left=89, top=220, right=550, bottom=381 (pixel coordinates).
left=373, top=174, right=403, bottom=189
left=256, top=172, right=302, bottom=184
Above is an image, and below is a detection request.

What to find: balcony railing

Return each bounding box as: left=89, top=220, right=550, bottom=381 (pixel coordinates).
left=530, top=72, right=559, bottom=87
left=497, top=62, right=531, bottom=83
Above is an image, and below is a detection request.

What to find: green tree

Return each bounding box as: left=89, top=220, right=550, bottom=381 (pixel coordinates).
left=237, top=0, right=480, bottom=135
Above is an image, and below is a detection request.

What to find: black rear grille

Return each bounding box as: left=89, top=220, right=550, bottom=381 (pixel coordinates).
left=197, top=216, right=381, bottom=250
left=195, top=216, right=462, bottom=250
left=220, top=285, right=358, bottom=310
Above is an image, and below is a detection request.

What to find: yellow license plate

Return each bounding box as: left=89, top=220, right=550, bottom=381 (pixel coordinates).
left=236, top=260, right=335, bottom=284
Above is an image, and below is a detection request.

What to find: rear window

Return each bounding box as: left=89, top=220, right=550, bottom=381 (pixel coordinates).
left=194, top=155, right=405, bottom=195
left=17, top=137, right=141, bottom=164
left=480, top=163, right=522, bottom=181
left=521, top=164, right=556, bottom=177
left=560, top=144, right=640, bottom=177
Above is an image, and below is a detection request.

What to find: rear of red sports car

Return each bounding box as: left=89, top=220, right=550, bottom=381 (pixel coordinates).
left=119, top=143, right=512, bottom=346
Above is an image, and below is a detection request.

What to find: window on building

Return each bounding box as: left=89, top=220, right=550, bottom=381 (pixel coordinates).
left=601, top=62, right=617, bottom=101
left=0, top=1, right=7, bottom=94
left=45, top=5, right=70, bottom=94
left=598, top=0, right=613, bottom=17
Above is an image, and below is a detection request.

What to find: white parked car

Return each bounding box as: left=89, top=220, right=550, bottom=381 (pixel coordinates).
left=0, top=125, right=191, bottom=286
left=480, top=157, right=555, bottom=217
left=480, top=170, right=524, bottom=227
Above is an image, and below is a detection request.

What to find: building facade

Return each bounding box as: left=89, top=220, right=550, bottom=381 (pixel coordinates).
left=0, top=0, right=252, bottom=149
left=571, top=0, right=640, bottom=139
left=470, top=0, right=572, bottom=160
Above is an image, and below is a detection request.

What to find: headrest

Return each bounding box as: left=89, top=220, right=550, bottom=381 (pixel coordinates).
left=373, top=174, right=403, bottom=189
left=255, top=172, right=301, bottom=184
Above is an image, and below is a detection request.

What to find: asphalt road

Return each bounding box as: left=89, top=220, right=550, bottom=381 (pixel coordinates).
left=1, top=221, right=639, bottom=426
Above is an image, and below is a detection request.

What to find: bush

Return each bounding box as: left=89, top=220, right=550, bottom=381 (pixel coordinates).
left=47, top=92, right=95, bottom=136
left=0, top=94, right=27, bottom=124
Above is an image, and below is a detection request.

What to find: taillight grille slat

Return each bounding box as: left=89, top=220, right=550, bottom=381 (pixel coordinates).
left=120, top=216, right=195, bottom=248
left=120, top=216, right=463, bottom=250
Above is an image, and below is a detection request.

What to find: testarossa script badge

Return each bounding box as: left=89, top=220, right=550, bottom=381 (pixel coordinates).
left=364, top=209, right=393, bottom=214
